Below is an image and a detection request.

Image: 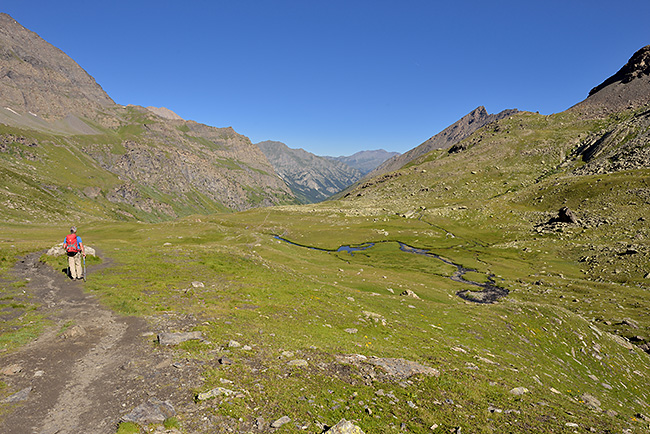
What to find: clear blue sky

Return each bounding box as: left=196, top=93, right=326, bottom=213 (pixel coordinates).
left=3, top=1, right=649, bottom=156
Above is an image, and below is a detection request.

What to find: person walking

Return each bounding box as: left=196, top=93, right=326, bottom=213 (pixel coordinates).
left=63, top=226, right=85, bottom=280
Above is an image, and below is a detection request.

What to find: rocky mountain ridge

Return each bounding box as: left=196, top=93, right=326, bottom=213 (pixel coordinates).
left=363, top=106, right=519, bottom=180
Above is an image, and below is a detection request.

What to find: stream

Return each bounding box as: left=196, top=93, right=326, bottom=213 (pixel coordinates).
left=274, top=236, right=509, bottom=304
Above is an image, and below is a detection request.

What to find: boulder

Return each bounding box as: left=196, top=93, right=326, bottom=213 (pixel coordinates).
left=553, top=207, right=578, bottom=224
left=46, top=244, right=96, bottom=256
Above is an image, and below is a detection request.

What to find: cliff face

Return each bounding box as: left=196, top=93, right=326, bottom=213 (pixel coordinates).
left=258, top=140, right=362, bottom=203
left=0, top=13, right=114, bottom=120
left=364, top=106, right=518, bottom=180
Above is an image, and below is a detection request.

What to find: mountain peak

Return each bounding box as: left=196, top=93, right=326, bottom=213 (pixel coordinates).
left=574, top=45, right=650, bottom=115
left=589, top=45, right=650, bottom=96
left=0, top=14, right=114, bottom=120
left=146, top=106, right=184, bottom=121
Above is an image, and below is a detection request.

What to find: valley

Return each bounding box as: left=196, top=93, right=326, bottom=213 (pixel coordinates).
left=0, top=11, right=649, bottom=434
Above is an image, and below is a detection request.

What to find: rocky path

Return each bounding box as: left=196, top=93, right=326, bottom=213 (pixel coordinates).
left=0, top=252, right=180, bottom=434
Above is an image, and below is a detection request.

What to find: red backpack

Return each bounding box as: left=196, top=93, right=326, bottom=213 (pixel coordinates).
left=65, top=234, right=80, bottom=253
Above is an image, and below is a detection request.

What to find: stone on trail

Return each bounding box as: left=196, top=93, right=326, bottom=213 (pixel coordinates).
left=325, top=419, right=365, bottom=434
left=157, top=331, right=202, bottom=346
left=1, top=386, right=32, bottom=403
left=271, top=415, right=291, bottom=428
left=1, top=364, right=22, bottom=375
left=60, top=324, right=86, bottom=339
left=121, top=398, right=175, bottom=424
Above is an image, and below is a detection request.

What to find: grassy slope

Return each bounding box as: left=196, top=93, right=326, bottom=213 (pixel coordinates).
left=1, top=109, right=649, bottom=433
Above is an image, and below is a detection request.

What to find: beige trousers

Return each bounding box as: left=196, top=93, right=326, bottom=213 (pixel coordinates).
left=68, top=253, right=83, bottom=279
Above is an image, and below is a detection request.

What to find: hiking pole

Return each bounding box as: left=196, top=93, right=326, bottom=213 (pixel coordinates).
left=83, top=255, right=86, bottom=282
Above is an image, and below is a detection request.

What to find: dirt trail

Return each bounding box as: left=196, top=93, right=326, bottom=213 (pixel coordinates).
left=0, top=251, right=190, bottom=434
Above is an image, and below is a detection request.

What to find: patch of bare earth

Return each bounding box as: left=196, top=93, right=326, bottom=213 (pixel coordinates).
left=0, top=252, right=203, bottom=434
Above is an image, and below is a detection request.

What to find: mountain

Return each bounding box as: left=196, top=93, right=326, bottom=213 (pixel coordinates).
left=0, top=13, right=114, bottom=130
left=572, top=45, right=650, bottom=116
left=257, top=140, right=362, bottom=203
left=0, top=14, right=295, bottom=222
left=326, top=149, right=400, bottom=175
left=364, top=106, right=518, bottom=180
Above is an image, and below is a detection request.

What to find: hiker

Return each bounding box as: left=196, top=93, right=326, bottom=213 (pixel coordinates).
left=63, top=226, right=85, bottom=280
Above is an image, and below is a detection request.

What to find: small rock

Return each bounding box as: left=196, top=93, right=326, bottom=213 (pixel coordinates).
left=228, top=340, right=241, bottom=348
left=34, top=370, right=44, bottom=377
left=565, top=422, right=579, bottom=428
left=281, top=351, right=294, bottom=358
left=196, top=387, right=235, bottom=401
left=242, top=345, right=252, bottom=351
left=121, top=398, right=175, bottom=424
left=287, top=359, right=308, bottom=367
left=509, top=387, right=529, bottom=396
left=324, top=419, right=366, bottom=433
left=271, top=416, right=291, bottom=428
left=157, top=331, right=202, bottom=346
left=191, top=281, right=205, bottom=288
left=400, top=289, right=420, bottom=299
left=581, top=393, right=601, bottom=410
left=1, top=364, right=23, bottom=376
left=1, top=387, right=32, bottom=403
left=344, top=328, right=358, bottom=334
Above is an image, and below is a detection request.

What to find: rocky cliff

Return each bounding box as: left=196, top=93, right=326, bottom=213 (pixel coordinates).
left=257, top=140, right=362, bottom=203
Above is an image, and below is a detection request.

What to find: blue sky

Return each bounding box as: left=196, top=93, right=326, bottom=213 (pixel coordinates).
left=3, top=1, right=649, bottom=156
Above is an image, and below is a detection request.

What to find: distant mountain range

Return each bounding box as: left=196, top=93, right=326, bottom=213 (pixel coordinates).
left=325, top=150, right=400, bottom=175
left=256, top=141, right=362, bottom=203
